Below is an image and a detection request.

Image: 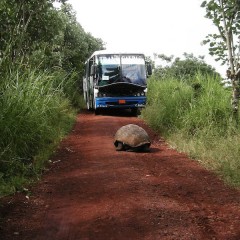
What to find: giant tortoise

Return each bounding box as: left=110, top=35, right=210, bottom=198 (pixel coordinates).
left=114, top=124, right=151, bottom=152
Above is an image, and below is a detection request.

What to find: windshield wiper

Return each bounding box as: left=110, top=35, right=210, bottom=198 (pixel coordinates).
left=122, top=76, right=132, bottom=83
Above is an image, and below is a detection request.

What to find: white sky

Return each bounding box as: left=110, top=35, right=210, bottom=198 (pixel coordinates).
left=68, top=0, right=225, bottom=76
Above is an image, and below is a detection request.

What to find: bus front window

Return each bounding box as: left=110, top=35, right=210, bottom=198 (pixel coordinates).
left=97, top=54, right=147, bottom=86
left=121, top=55, right=147, bottom=86
left=97, top=55, right=120, bottom=86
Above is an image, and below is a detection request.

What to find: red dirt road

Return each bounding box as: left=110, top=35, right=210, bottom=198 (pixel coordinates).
left=1, top=110, right=240, bottom=240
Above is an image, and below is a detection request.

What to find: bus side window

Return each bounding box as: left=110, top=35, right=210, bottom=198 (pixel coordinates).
left=85, top=62, right=88, bottom=77
left=89, top=58, right=95, bottom=76
left=146, top=62, right=152, bottom=76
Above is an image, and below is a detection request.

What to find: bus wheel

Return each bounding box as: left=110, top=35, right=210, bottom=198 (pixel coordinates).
left=131, top=108, right=140, bottom=116
left=87, top=101, right=91, bottom=111
left=95, top=109, right=100, bottom=115
left=87, top=101, right=92, bottom=111
left=87, top=101, right=94, bottom=111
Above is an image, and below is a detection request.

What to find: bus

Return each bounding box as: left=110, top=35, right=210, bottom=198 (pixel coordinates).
left=83, top=50, right=152, bottom=114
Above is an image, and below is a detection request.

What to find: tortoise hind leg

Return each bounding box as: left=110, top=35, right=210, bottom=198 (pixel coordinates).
left=131, top=143, right=150, bottom=152
left=141, top=143, right=151, bottom=152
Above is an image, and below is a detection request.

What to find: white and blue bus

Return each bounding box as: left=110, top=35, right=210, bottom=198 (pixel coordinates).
left=83, top=50, right=152, bottom=114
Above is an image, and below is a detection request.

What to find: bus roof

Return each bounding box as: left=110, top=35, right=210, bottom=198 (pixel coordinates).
left=87, top=50, right=145, bottom=61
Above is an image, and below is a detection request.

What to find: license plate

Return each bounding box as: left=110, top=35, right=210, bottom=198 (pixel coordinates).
left=119, top=99, right=126, bottom=104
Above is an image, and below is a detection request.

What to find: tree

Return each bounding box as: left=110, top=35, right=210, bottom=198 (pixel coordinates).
left=59, top=3, right=104, bottom=92
left=0, top=0, right=67, bottom=73
left=153, top=53, right=219, bottom=81
left=0, top=0, right=105, bottom=110
left=201, top=0, right=240, bottom=113
left=0, top=0, right=104, bottom=88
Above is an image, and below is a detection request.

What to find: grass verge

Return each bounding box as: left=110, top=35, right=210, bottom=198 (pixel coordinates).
left=0, top=69, right=78, bottom=197
left=142, top=74, right=240, bottom=187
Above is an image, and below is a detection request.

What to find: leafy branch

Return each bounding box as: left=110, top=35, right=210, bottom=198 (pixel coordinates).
left=201, top=0, right=240, bottom=113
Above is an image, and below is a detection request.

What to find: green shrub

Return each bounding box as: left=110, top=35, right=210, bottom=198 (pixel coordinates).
left=0, top=69, right=76, bottom=196
left=143, top=73, right=240, bottom=187
left=142, top=76, right=193, bottom=134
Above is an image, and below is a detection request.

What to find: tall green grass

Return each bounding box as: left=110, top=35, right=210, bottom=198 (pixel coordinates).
left=0, top=69, right=77, bottom=197
left=142, top=74, right=240, bottom=187
left=143, top=76, right=194, bottom=135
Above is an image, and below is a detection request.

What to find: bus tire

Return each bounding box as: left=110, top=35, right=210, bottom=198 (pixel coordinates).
left=87, top=101, right=90, bottom=111
left=95, top=109, right=100, bottom=115
left=131, top=108, right=140, bottom=116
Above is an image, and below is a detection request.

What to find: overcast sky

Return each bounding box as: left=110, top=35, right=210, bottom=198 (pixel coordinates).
left=68, top=0, right=225, bottom=76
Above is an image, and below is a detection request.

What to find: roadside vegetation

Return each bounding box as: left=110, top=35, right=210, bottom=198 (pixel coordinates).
left=142, top=54, right=240, bottom=187
left=144, top=0, right=240, bottom=188
left=0, top=0, right=103, bottom=197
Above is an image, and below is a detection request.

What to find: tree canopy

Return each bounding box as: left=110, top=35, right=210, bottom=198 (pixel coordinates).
left=201, top=0, right=240, bottom=112
left=153, top=53, right=220, bottom=81
left=201, top=0, right=240, bottom=65
left=0, top=0, right=104, bottom=81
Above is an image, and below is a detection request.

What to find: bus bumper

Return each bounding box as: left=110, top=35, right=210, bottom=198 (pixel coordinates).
left=95, top=96, right=146, bottom=109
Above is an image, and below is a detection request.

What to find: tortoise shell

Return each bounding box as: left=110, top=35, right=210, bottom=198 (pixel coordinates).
left=114, top=124, right=151, bottom=151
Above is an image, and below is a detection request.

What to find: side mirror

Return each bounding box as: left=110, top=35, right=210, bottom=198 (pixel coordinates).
left=146, top=63, right=152, bottom=76
left=90, top=64, right=97, bottom=75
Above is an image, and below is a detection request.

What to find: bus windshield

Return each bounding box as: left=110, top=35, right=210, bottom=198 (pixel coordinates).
left=96, top=54, right=147, bottom=86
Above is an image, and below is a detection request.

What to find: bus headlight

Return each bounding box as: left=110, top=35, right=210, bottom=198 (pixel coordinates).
left=135, top=92, right=145, bottom=96
left=97, top=93, right=106, bottom=97
left=94, top=88, right=99, bottom=98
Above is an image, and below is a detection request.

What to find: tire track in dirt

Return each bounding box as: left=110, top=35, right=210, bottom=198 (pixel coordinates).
left=1, top=110, right=240, bottom=240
